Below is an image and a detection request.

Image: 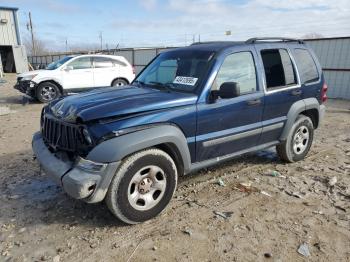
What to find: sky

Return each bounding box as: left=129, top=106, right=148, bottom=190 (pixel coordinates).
left=1, top=0, right=350, bottom=52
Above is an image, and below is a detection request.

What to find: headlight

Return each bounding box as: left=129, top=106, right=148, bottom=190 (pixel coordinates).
left=21, top=74, right=38, bottom=81
left=76, top=157, right=107, bottom=172
left=82, top=128, right=92, bottom=145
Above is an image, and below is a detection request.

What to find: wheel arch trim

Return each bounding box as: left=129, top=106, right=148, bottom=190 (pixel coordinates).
left=86, top=124, right=192, bottom=174
left=280, top=98, right=320, bottom=141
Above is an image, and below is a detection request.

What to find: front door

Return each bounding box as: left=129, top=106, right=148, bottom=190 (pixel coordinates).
left=196, top=49, right=264, bottom=162
left=62, top=56, right=94, bottom=90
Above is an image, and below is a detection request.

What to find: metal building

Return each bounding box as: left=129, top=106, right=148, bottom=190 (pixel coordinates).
left=305, top=37, right=350, bottom=100
left=0, top=6, right=28, bottom=73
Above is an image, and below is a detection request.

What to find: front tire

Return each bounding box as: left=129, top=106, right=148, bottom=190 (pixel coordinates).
left=106, top=148, right=178, bottom=224
left=112, top=78, right=128, bottom=87
left=36, top=82, right=60, bottom=103
left=276, top=115, right=314, bottom=163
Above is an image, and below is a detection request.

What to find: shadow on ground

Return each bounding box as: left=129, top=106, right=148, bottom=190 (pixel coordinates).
left=0, top=147, right=281, bottom=229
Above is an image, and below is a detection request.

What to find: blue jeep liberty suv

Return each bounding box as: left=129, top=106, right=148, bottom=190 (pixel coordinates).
left=32, top=37, right=327, bottom=224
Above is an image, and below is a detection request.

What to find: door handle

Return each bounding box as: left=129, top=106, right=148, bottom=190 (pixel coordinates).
left=291, top=89, right=302, bottom=96
left=246, top=99, right=261, bottom=106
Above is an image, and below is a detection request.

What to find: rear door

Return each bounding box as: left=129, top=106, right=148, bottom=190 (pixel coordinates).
left=196, top=47, right=264, bottom=162
left=62, top=56, right=94, bottom=90
left=254, top=45, right=301, bottom=145
left=92, top=56, right=118, bottom=87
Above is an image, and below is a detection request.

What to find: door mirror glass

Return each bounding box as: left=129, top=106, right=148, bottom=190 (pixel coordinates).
left=219, top=82, right=240, bottom=99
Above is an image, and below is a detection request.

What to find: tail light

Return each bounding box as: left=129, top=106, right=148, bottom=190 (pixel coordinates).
left=321, top=83, right=328, bottom=103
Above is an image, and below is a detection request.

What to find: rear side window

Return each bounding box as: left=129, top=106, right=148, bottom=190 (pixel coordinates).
left=261, top=49, right=297, bottom=90
left=293, top=49, right=319, bottom=84
left=212, top=52, right=257, bottom=94
left=93, top=57, right=113, bottom=68
left=112, top=59, right=127, bottom=67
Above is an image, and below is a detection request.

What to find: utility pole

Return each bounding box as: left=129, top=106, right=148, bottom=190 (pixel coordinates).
left=198, top=34, right=201, bottom=43
left=99, top=31, right=103, bottom=51
left=27, top=12, right=35, bottom=55
left=192, top=34, right=195, bottom=43
left=65, top=38, right=68, bottom=53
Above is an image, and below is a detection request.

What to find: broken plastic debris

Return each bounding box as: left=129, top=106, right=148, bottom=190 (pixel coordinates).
left=328, top=176, right=337, bottom=187
left=260, top=191, right=272, bottom=197
left=286, top=191, right=303, bottom=199
left=236, top=182, right=259, bottom=193
left=213, top=211, right=233, bottom=219
left=183, top=228, right=192, bottom=236
left=264, top=252, right=272, bottom=258
left=297, top=243, right=310, bottom=257
left=270, top=170, right=281, bottom=177
left=265, top=170, right=286, bottom=178
left=240, top=182, right=251, bottom=187
left=216, top=178, right=226, bottom=187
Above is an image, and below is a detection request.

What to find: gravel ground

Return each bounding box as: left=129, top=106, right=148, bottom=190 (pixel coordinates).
left=0, top=74, right=349, bottom=262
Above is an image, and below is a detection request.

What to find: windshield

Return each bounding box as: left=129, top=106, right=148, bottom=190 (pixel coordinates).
left=134, top=50, right=215, bottom=93
left=46, top=56, right=73, bottom=70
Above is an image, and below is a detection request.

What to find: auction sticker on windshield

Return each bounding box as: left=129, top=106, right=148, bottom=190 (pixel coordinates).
left=173, top=76, right=198, bottom=86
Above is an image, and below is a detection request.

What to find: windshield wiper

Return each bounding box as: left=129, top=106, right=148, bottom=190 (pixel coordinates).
left=148, top=81, right=173, bottom=92
left=133, top=80, right=146, bottom=87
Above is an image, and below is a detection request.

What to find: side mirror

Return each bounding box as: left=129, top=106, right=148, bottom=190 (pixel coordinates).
left=219, top=82, right=240, bottom=99
left=64, top=65, right=73, bottom=71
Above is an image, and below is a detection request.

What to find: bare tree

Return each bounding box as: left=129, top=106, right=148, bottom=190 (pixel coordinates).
left=23, top=36, right=49, bottom=56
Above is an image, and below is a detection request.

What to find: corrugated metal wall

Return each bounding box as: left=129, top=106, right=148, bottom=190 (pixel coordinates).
left=305, top=37, right=350, bottom=99
left=28, top=47, right=174, bottom=75
left=0, top=9, right=18, bottom=46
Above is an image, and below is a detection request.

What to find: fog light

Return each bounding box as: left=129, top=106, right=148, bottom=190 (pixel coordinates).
left=76, top=157, right=107, bottom=172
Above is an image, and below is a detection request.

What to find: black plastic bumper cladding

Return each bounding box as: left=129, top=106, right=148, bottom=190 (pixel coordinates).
left=14, top=80, right=35, bottom=96
left=32, top=132, right=73, bottom=185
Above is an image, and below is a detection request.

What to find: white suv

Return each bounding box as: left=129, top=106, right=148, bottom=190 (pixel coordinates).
left=14, top=54, right=135, bottom=102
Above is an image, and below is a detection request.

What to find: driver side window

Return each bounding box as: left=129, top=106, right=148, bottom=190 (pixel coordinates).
left=212, top=52, right=257, bottom=94
left=68, top=57, right=92, bottom=70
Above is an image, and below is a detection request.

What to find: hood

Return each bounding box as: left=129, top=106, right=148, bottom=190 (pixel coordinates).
left=18, top=70, right=47, bottom=78
left=50, top=85, right=197, bottom=123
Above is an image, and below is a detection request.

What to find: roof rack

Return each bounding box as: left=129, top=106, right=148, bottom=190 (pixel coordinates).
left=191, top=41, right=223, bottom=45
left=190, top=41, right=236, bottom=46
left=245, top=37, right=304, bottom=44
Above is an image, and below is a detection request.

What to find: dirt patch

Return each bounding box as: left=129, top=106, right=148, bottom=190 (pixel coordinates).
left=0, top=74, right=349, bottom=261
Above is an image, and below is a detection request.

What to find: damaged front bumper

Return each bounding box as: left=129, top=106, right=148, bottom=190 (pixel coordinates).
left=32, top=132, right=120, bottom=203
left=14, top=80, right=37, bottom=97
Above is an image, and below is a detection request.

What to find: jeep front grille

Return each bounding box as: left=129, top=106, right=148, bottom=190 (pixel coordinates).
left=42, top=115, right=81, bottom=152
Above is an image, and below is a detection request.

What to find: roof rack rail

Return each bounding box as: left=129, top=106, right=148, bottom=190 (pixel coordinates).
left=190, top=41, right=229, bottom=46
left=246, top=37, right=304, bottom=44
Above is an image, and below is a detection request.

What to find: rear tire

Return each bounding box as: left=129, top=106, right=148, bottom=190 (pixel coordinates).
left=112, top=78, right=128, bottom=87
left=106, top=148, right=178, bottom=224
left=276, top=115, right=314, bottom=163
left=36, top=82, right=60, bottom=103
